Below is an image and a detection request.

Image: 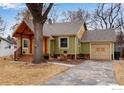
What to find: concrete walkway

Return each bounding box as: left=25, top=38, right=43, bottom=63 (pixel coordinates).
left=45, top=60, right=117, bottom=85
left=48, top=62, right=75, bottom=67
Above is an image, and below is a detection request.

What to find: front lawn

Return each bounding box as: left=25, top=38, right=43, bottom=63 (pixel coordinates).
left=113, top=60, right=124, bottom=85
left=0, top=61, right=68, bottom=85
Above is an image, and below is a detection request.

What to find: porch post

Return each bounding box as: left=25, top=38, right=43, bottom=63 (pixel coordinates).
left=20, top=35, right=23, bottom=55
left=30, top=36, right=32, bottom=54
left=75, top=37, right=77, bottom=60
left=49, top=38, right=50, bottom=58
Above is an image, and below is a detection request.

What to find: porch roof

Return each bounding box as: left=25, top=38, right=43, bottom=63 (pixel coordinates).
left=13, top=21, right=34, bottom=37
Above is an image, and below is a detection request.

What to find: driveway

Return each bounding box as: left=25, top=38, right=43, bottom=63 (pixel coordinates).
left=45, top=60, right=117, bottom=85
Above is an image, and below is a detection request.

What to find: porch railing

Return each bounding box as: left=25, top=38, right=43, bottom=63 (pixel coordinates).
left=14, top=47, right=22, bottom=61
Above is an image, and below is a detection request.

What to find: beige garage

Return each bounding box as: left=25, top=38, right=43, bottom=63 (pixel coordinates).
left=81, top=30, right=116, bottom=60
left=90, top=44, right=111, bottom=60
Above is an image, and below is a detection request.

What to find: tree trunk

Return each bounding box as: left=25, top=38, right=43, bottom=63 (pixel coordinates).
left=32, top=20, right=44, bottom=64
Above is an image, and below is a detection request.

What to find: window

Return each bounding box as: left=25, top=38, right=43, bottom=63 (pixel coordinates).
left=59, top=37, right=68, bottom=48
left=96, top=48, right=105, bottom=52
left=23, top=39, right=28, bottom=48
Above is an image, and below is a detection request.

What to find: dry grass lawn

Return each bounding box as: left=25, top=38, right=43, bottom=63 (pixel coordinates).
left=0, top=61, right=68, bottom=85
left=113, top=60, right=124, bottom=85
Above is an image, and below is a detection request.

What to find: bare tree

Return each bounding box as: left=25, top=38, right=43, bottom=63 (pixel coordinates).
left=0, top=16, right=6, bottom=35
left=115, top=10, right=124, bottom=57
left=62, top=8, right=90, bottom=23
left=11, top=9, right=32, bottom=31
left=89, top=3, right=121, bottom=30
left=116, top=30, right=124, bottom=58
left=48, top=7, right=59, bottom=23
left=26, top=3, right=53, bottom=64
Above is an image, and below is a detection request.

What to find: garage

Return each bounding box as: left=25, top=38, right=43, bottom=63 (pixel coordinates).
left=90, top=44, right=111, bottom=60
left=81, top=30, right=116, bottom=60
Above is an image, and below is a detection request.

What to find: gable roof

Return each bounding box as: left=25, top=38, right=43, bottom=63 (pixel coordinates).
left=24, top=19, right=83, bottom=36
left=81, top=29, right=116, bottom=42
left=0, top=36, right=15, bottom=44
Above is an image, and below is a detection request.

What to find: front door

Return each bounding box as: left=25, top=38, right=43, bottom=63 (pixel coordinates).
left=22, top=38, right=30, bottom=54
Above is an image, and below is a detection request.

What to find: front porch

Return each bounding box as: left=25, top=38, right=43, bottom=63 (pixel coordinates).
left=13, top=20, right=49, bottom=61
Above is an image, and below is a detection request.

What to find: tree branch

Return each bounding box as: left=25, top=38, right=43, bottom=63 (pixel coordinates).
left=42, top=3, right=53, bottom=21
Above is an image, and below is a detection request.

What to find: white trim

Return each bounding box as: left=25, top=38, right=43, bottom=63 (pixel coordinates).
left=113, top=43, right=114, bottom=60
left=75, top=37, right=77, bottom=60
left=22, top=38, right=29, bottom=49
left=58, top=36, right=69, bottom=49
left=110, top=43, right=112, bottom=60
left=48, top=62, right=75, bottom=67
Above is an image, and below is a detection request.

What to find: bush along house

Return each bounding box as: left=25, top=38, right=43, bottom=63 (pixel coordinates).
left=12, top=18, right=116, bottom=61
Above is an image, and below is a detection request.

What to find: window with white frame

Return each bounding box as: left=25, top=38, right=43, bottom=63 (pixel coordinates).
left=59, top=37, right=68, bottom=48
left=23, top=39, right=29, bottom=48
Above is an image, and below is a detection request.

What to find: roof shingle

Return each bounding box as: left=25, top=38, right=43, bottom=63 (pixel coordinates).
left=81, top=29, right=116, bottom=42
left=24, top=19, right=83, bottom=36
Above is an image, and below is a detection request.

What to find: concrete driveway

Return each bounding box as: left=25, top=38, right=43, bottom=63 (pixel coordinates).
left=45, top=60, right=117, bottom=85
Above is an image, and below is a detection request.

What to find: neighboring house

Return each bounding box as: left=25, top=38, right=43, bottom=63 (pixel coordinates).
left=0, top=36, right=15, bottom=57
left=12, top=19, right=116, bottom=60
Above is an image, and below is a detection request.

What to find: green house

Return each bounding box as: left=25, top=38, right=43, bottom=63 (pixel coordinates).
left=13, top=19, right=116, bottom=60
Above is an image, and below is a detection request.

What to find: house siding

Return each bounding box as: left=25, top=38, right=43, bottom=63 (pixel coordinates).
left=17, top=37, right=49, bottom=55
left=17, top=37, right=21, bottom=48
left=80, top=42, right=114, bottom=54
left=80, top=42, right=90, bottom=54
left=31, top=37, right=49, bottom=55
left=50, top=36, right=76, bottom=55
left=50, top=40, right=54, bottom=56
left=0, top=39, right=14, bottom=57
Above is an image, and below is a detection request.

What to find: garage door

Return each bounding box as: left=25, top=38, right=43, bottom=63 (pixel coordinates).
left=91, top=44, right=111, bottom=60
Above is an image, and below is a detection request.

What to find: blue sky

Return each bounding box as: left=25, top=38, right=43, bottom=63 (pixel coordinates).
left=0, top=3, right=97, bottom=37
